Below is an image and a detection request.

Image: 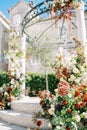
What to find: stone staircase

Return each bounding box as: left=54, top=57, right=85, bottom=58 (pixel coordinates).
left=0, top=97, right=49, bottom=129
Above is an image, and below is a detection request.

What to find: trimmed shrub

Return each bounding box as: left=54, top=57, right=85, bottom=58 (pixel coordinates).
left=0, top=71, right=59, bottom=97
left=26, top=73, right=59, bottom=96
left=0, top=71, right=11, bottom=87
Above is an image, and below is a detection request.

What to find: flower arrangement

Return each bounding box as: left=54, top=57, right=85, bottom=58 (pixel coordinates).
left=51, top=0, right=80, bottom=19
left=51, top=0, right=80, bottom=18
left=34, top=38, right=87, bottom=130
left=0, top=73, right=21, bottom=110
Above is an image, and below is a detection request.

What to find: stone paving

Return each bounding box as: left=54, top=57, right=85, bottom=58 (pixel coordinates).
left=0, top=119, right=27, bottom=130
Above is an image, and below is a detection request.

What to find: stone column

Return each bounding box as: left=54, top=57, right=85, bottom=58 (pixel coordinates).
left=66, top=18, right=72, bottom=44
left=76, top=0, right=86, bottom=44
left=76, top=0, right=87, bottom=61
left=20, top=34, right=26, bottom=96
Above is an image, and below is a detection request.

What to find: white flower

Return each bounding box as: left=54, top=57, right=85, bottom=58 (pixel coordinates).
left=56, top=126, right=61, bottom=129
left=73, top=67, right=79, bottom=74
left=48, top=105, right=55, bottom=115
left=61, top=3, right=65, bottom=7
left=4, top=92, right=9, bottom=96
left=71, top=59, right=76, bottom=65
left=54, top=89, right=58, bottom=93
left=82, top=112, right=87, bottom=118
left=68, top=94, right=72, bottom=98
left=75, top=78, right=80, bottom=84
left=10, top=79, right=15, bottom=84
left=74, top=114, right=81, bottom=122
left=68, top=74, right=76, bottom=81
left=48, top=122, right=52, bottom=128
left=80, top=66, right=85, bottom=72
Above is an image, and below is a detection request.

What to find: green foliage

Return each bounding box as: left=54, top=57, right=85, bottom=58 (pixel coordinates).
left=0, top=71, right=59, bottom=97
left=0, top=71, right=11, bottom=87
left=26, top=73, right=59, bottom=96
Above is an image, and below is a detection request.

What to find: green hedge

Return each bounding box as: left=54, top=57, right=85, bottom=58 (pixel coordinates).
left=0, top=71, right=11, bottom=87
left=26, top=73, right=59, bottom=96
left=0, top=71, right=59, bottom=96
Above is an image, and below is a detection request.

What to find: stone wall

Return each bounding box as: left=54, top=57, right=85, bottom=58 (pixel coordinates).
left=0, top=12, right=9, bottom=71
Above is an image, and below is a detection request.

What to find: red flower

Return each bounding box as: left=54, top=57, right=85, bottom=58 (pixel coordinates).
left=67, top=109, right=71, bottom=114
left=62, top=100, right=67, bottom=105
left=75, top=103, right=80, bottom=109
left=66, top=126, right=71, bottom=130
left=80, top=102, right=85, bottom=107
left=40, top=100, right=43, bottom=106
left=49, top=93, right=53, bottom=98
left=6, top=87, right=12, bottom=94
left=37, top=120, right=42, bottom=127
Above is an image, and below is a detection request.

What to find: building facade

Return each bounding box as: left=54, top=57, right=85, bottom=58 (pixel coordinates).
left=0, top=12, right=9, bottom=71
left=0, top=0, right=87, bottom=72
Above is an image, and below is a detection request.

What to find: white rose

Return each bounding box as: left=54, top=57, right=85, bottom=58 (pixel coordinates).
left=71, top=60, right=76, bottom=65
left=80, top=66, right=85, bottom=72
left=82, top=112, right=87, bottom=118
left=73, top=67, right=79, bottom=74
left=68, top=94, right=72, bottom=98
left=68, top=75, right=76, bottom=81
left=75, top=78, right=80, bottom=84
left=48, top=122, right=52, bottom=128
left=54, top=89, right=58, bottom=93
left=56, top=126, right=61, bottom=129
left=74, top=115, right=80, bottom=122
left=61, top=3, right=65, bottom=7
left=10, top=79, right=15, bottom=84
left=48, top=105, right=55, bottom=115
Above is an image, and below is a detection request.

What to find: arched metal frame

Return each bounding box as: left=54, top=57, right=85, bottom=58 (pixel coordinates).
left=22, top=0, right=87, bottom=44
left=22, top=0, right=53, bottom=34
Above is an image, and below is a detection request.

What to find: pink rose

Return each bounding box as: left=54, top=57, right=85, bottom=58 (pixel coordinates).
left=58, top=81, right=70, bottom=96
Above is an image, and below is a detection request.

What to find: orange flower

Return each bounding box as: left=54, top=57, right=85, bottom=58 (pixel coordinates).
left=83, top=93, right=87, bottom=102
left=56, top=73, right=61, bottom=79
left=62, top=68, right=70, bottom=78
left=75, top=89, right=80, bottom=97
left=77, top=85, right=86, bottom=93
left=38, top=90, right=49, bottom=99
left=58, top=80, right=70, bottom=96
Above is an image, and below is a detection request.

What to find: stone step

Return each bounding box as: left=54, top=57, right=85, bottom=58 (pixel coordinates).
left=0, top=110, right=49, bottom=129
left=11, top=97, right=42, bottom=113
